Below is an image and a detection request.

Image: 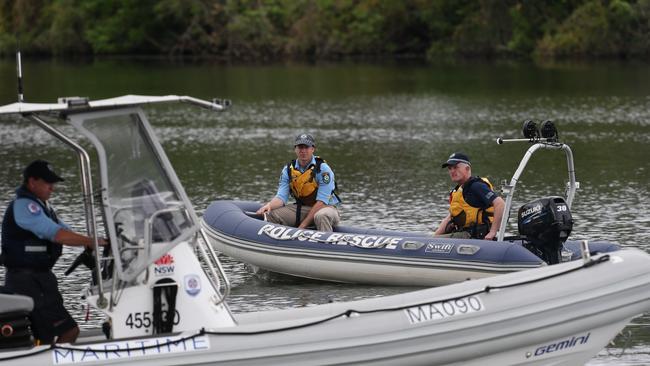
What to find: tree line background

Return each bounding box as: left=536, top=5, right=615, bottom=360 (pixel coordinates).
left=1, top=0, right=649, bottom=60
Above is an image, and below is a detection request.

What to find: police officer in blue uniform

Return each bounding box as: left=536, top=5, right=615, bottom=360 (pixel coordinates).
left=256, top=133, right=341, bottom=231
left=1, top=160, right=106, bottom=344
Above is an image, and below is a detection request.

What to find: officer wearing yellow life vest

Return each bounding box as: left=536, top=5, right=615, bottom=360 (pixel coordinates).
left=256, top=133, right=341, bottom=231
left=433, top=152, right=505, bottom=240
left=288, top=161, right=320, bottom=207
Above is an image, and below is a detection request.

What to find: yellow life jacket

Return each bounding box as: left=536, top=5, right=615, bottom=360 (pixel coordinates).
left=286, top=156, right=340, bottom=227
left=448, top=177, right=495, bottom=232
left=288, top=162, right=319, bottom=206
left=287, top=156, right=341, bottom=207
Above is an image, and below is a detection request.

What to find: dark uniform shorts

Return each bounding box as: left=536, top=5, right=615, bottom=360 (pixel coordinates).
left=5, top=269, right=77, bottom=343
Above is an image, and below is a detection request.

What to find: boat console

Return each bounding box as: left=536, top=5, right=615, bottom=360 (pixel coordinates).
left=0, top=95, right=237, bottom=340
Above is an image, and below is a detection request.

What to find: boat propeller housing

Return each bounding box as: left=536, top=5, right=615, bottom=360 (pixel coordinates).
left=518, top=196, right=574, bottom=264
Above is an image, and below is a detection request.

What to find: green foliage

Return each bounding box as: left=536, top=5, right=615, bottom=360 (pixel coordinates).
left=452, top=1, right=515, bottom=57
left=82, top=0, right=166, bottom=54
left=628, top=0, right=650, bottom=55
left=0, top=0, right=648, bottom=59
left=507, top=3, right=534, bottom=56
left=537, top=1, right=612, bottom=57
left=225, top=0, right=286, bottom=59
left=607, top=0, right=635, bottom=52
left=41, top=0, right=90, bottom=55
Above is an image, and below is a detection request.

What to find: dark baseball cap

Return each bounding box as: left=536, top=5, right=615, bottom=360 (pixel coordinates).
left=441, top=152, right=471, bottom=168
left=23, top=160, right=65, bottom=183
left=294, top=133, right=315, bottom=147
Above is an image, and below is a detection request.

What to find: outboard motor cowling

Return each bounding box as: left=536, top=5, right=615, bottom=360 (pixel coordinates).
left=518, top=196, right=573, bottom=264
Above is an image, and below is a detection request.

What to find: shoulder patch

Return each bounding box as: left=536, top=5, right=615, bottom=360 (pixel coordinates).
left=27, top=202, right=42, bottom=215
left=321, top=172, right=331, bottom=184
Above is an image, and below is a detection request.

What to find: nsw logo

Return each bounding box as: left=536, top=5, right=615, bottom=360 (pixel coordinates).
left=184, top=274, right=201, bottom=296
left=425, top=243, right=454, bottom=254
left=154, top=254, right=175, bottom=276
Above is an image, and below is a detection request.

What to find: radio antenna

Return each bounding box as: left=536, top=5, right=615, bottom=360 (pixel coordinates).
left=16, top=49, right=24, bottom=102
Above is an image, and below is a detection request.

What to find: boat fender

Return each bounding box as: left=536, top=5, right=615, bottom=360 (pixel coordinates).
left=153, top=278, right=178, bottom=334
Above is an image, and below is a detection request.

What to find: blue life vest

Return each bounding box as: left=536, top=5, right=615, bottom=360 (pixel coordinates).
left=1, top=186, right=62, bottom=270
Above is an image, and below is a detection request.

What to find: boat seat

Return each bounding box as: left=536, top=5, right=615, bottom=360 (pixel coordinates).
left=0, top=293, right=33, bottom=314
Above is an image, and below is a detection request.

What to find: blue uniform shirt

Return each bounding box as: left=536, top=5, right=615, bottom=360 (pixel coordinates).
left=13, top=198, right=69, bottom=241
left=463, top=180, right=497, bottom=209
left=275, top=156, right=340, bottom=206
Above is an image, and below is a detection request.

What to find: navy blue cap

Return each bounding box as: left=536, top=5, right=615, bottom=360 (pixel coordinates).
left=441, top=152, right=471, bottom=168
left=23, top=160, right=64, bottom=183
left=294, top=133, right=315, bottom=147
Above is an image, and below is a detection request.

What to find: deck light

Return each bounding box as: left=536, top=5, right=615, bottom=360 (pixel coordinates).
left=522, top=120, right=539, bottom=140
left=540, top=120, right=558, bottom=141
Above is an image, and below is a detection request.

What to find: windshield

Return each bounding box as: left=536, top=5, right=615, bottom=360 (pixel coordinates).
left=69, top=108, right=197, bottom=281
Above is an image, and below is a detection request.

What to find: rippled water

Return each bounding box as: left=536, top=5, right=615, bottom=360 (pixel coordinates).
left=0, top=59, right=649, bottom=363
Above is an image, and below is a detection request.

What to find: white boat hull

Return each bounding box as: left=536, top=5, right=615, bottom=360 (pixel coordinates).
left=3, top=249, right=649, bottom=365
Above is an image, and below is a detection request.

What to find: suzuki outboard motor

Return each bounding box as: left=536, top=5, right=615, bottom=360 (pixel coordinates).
left=518, top=196, right=573, bottom=264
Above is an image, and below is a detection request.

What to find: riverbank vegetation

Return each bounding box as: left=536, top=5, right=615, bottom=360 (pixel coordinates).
left=1, top=0, right=649, bottom=60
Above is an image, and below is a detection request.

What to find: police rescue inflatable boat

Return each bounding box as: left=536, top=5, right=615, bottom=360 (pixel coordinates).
left=202, top=121, right=619, bottom=286
left=202, top=200, right=617, bottom=286
left=1, top=83, right=647, bottom=365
